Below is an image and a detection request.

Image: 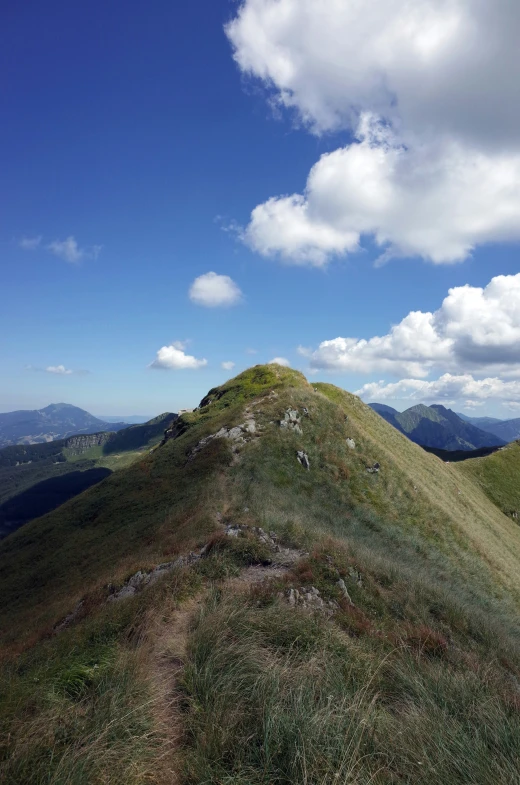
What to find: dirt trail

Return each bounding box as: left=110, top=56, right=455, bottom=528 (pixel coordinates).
left=148, top=544, right=303, bottom=782
left=148, top=594, right=205, bottom=784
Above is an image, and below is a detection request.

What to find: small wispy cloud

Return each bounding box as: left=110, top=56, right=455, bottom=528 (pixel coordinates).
left=19, top=236, right=42, bottom=250
left=25, top=364, right=89, bottom=376
left=47, top=236, right=102, bottom=264
left=46, top=365, right=74, bottom=375
left=221, top=361, right=235, bottom=371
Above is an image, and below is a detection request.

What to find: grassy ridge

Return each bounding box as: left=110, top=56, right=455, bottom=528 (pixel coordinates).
left=2, top=366, right=520, bottom=783
left=456, top=440, right=520, bottom=518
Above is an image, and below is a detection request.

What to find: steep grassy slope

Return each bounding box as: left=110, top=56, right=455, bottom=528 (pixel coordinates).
left=456, top=441, right=520, bottom=518
left=2, top=366, right=520, bottom=784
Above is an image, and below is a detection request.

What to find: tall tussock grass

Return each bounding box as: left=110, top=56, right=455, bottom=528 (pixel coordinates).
left=181, top=590, right=520, bottom=785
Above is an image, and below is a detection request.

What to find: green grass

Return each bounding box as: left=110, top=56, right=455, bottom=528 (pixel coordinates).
left=182, top=584, right=520, bottom=785
left=456, top=441, right=520, bottom=519
left=2, top=365, right=520, bottom=783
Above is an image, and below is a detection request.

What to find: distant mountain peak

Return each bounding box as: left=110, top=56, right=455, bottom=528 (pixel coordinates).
left=369, top=401, right=505, bottom=451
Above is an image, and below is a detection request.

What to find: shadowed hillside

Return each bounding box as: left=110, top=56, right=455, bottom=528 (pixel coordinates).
left=1, top=366, right=520, bottom=784
left=370, top=401, right=506, bottom=450
left=0, top=413, right=176, bottom=537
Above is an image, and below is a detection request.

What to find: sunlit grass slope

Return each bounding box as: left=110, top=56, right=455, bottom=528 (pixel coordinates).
left=2, top=366, right=520, bottom=784
left=456, top=439, right=520, bottom=518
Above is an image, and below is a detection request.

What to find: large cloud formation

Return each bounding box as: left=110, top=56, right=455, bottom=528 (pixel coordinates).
left=227, top=0, right=520, bottom=265
left=355, top=375, right=520, bottom=406
left=300, top=274, right=520, bottom=379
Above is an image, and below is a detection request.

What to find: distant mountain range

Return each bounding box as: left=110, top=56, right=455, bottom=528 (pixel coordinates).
left=0, top=403, right=128, bottom=448
left=99, top=415, right=153, bottom=424
left=456, top=412, right=520, bottom=443
left=369, top=403, right=507, bottom=451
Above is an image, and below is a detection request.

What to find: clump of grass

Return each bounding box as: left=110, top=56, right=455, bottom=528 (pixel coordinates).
left=181, top=589, right=520, bottom=785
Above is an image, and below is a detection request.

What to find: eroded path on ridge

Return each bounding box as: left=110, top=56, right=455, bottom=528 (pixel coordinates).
left=148, top=532, right=305, bottom=783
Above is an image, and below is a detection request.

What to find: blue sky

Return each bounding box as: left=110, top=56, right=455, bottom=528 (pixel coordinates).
left=2, top=0, right=520, bottom=417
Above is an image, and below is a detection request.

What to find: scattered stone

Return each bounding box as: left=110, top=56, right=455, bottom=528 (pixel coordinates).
left=54, top=601, right=84, bottom=633
left=297, top=450, right=310, bottom=470
left=346, top=438, right=356, bottom=450
left=348, top=567, right=363, bottom=586
left=285, top=586, right=335, bottom=614
left=107, top=547, right=207, bottom=602
left=302, top=407, right=309, bottom=416
left=337, top=578, right=354, bottom=605
left=108, top=584, right=137, bottom=602
left=280, top=409, right=302, bottom=434
left=366, top=462, right=380, bottom=474
left=188, top=417, right=258, bottom=460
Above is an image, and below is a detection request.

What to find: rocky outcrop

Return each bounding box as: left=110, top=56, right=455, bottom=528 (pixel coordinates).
left=280, top=409, right=302, bottom=434
left=346, top=438, right=356, bottom=450
left=286, top=586, right=338, bottom=615
left=297, top=450, right=310, bottom=470
left=188, top=418, right=257, bottom=460
left=366, top=462, right=380, bottom=474
left=65, top=431, right=115, bottom=456
left=107, top=548, right=208, bottom=602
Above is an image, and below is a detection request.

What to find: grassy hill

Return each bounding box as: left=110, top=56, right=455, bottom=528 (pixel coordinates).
left=456, top=441, right=520, bottom=519
left=1, top=366, right=520, bottom=784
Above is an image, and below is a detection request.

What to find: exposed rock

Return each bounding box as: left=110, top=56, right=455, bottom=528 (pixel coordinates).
left=107, top=548, right=206, bottom=602
left=346, top=438, right=356, bottom=450
left=366, top=462, right=380, bottom=474
left=65, top=431, right=114, bottom=456
left=337, top=578, right=354, bottom=605
left=285, top=586, right=338, bottom=615
left=109, top=584, right=137, bottom=602
left=280, top=409, right=302, bottom=434
left=54, top=601, right=84, bottom=633
left=297, top=450, right=310, bottom=470
left=188, top=417, right=257, bottom=460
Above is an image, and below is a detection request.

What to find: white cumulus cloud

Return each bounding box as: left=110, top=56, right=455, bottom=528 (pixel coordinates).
left=221, top=361, right=236, bottom=371
left=302, top=274, right=520, bottom=378
left=245, top=118, right=520, bottom=265
left=47, top=236, right=102, bottom=264
left=269, top=357, right=290, bottom=367
left=189, top=272, right=242, bottom=307
left=356, top=375, right=520, bottom=406
left=227, top=0, right=520, bottom=265
left=149, top=341, right=207, bottom=370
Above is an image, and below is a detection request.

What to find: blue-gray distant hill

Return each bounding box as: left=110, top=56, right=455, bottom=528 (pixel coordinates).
left=456, top=412, right=520, bottom=444
left=0, top=403, right=128, bottom=448
left=369, top=403, right=506, bottom=451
